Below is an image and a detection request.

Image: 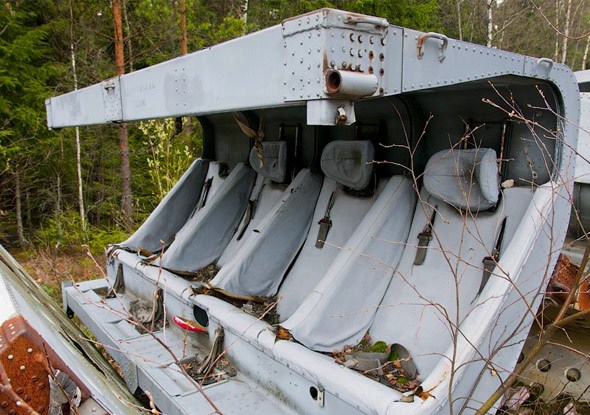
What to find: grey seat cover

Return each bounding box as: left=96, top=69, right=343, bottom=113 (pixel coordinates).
left=159, top=163, right=255, bottom=273
left=423, top=148, right=500, bottom=211
left=369, top=187, right=532, bottom=376
left=249, top=141, right=288, bottom=183
left=119, top=159, right=208, bottom=253
left=320, top=140, right=375, bottom=190
left=209, top=169, right=322, bottom=296
left=283, top=176, right=416, bottom=351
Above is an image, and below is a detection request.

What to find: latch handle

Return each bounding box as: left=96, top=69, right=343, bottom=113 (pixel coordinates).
left=344, top=15, right=389, bottom=28
left=417, top=32, right=448, bottom=62
left=536, top=57, right=554, bottom=73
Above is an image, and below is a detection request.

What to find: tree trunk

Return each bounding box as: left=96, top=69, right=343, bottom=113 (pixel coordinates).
left=56, top=173, right=62, bottom=243
left=113, top=0, right=125, bottom=75
left=239, top=0, right=249, bottom=34
left=561, top=0, right=572, bottom=64
left=239, top=0, right=249, bottom=24
left=122, top=0, right=133, bottom=72
left=583, top=34, right=590, bottom=70
left=486, top=0, right=494, bottom=47
left=113, top=0, right=133, bottom=231
left=14, top=170, right=26, bottom=248
left=456, top=0, right=463, bottom=41
left=554, top=0, right=561, bottom=61
left=69, top=0, right=87, bottom=234
left=179, top=0, right=187, bottom=56
left=119, top=125, right=133, bottom=231
left=25, top=187, right=31, bottom=234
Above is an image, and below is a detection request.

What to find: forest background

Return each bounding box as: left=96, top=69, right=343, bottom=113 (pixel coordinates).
left=1, top=0, right=589, bottom=295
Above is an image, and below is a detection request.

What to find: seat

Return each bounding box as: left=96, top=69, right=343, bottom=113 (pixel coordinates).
left=208, top=141, right=322, bottom=297
left=277, top=140, right=380, bottom=319
left=279, top=140, right=417, bottom=351
left=117, top=159, right=209, bottom=254
left=368, top=147, right=532, bottom=376
left=159, top=162, right=255, bottom=273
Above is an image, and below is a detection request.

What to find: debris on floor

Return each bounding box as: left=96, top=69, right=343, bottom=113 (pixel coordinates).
left=332, top=334, right=419, bottom=393
left=183, top=264, right=221, bottom=282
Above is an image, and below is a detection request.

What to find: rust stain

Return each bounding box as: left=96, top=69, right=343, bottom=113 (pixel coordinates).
left=0, top=316, right=90, bottom=414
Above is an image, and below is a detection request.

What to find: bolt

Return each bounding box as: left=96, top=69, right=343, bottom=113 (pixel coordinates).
left=19, top=366, right=25, bottom=371
left=537, top=359, right=551, bottom=372
left=566, top=368, right=581, bottom=382
left=7, top=355, right=13, bottom=360
left=27, top=348, right=33, bottom=354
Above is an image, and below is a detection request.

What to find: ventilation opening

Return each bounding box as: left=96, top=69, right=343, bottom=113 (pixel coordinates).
left=309, top=385, right=324, bottom=407
left=193, top=306, right=209, bottom=328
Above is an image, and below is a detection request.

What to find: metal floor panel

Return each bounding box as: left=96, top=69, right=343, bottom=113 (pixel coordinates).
left=63, top=279, right=298, bottom=415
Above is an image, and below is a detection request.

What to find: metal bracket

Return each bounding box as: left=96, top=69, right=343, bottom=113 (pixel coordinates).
left=417, top=32, right=448, bottom=62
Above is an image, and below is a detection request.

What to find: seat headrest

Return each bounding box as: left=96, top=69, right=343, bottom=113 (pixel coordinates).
left=423, top=148, right=500, bottom=211
left=321, top=140, right=375, bottom=190
left=249, top=141, right=288, bottom=183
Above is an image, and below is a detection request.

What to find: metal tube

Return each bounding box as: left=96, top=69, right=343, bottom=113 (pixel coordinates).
left=324, top=69, right=378, bottom=98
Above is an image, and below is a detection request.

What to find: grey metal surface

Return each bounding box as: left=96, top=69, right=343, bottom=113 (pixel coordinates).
left=46, top=8, right=577, bottom=130
left=63, top=279, right=299, bottom=415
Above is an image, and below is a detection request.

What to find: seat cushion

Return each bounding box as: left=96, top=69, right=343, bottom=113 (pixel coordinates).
left=320, top=140, right=374, bottom=190
left=423, top=148, right=500, bottom=211
left=249, top=141, right=288, bottom=183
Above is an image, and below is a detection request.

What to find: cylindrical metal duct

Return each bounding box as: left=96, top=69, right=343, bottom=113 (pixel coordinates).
left=325, top=70, right=378, bottom=98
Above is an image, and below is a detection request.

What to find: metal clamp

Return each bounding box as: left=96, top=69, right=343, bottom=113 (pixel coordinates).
left=344, top=14, right=389, bottom=28
left=536, top=57, right=554, bottom=73
left=417, top=32, right=448, bottom=62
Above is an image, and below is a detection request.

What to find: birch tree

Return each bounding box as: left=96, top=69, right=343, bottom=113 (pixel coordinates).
left=69, top=0, right=87, bottom=235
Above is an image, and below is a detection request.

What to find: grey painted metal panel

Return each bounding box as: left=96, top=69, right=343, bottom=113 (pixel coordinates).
left=46, top=9, right=580, bottom=130
left=47, top=9, right=397, bottom=128
left=46, top=83, right=107, bottom=128
left=121, top=26, right=286, bottom=121
left=401, top=29, right=525, bottom=92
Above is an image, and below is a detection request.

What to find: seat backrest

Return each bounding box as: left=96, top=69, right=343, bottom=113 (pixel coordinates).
left=320, top=140, right=375, bottom=190
left=249, top=141, right=288, bottom=183
left=423, top=148, right=500, bottom=211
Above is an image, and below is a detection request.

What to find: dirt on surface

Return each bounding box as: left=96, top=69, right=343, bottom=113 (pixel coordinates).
left=12, top=248, right=105, bottom=303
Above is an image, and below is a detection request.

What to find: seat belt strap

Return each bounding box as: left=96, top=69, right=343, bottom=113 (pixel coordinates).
left=236, top=179, right=265, bottom=241
left=473, top=216, right=507, bottom=302
left=197, top=176, right=214, bottom=210
left=414, top=205, right=437, bottom=265
left=316, top=188, right=338, bottom=249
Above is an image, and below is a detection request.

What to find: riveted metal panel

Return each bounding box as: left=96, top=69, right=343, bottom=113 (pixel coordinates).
left=380, top=26, right=403, bottom=95
left=101, top=77, right=123, bottom=122
left=282, top=9, right=389, bottom=102
left=401, top=29, right=525, bottom=92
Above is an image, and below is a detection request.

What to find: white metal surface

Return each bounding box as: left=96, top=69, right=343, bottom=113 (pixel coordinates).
left=575, top=93, right=590, bottom=184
